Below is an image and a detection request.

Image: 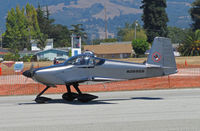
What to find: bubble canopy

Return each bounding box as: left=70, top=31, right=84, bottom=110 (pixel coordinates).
left=64, top=54, right=105, bottom=66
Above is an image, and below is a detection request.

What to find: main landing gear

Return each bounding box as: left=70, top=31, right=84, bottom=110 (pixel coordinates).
left=34, top=83, right=98, bottom=103
left=62, top=83, right=98, bottom=103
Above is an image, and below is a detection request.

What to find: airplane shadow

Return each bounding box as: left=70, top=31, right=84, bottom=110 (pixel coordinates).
left=18, top=97, right=163, bottom=105
left=49, top=99, right=117, bottom=105
left=18, top=99, right=117, bottom=105
left=131, top=97, right=163, bottom=100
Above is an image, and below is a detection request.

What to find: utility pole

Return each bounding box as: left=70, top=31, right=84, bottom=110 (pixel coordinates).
left=28, top=27, right=31, bottom=49
left=104, top=3, right=108, bottom=39
left=134, top=20, right=138, bottom=40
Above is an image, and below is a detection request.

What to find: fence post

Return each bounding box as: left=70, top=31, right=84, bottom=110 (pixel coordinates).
left=0, top=63, right=1, bottom=75
left=168, top=76, right=171, bottom=88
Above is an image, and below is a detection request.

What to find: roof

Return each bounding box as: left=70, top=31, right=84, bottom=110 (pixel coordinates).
left=54, top=47, right=69, bottom=51
left=100, top=41, right=132, bottom=45
left=0, top=52, right=6, bottom=55
left=84, top=44, right=133, bottom=55
left=19, top=50, right=38, bottom=54
left=35, top=48, right=68, bottom=55
left=0, top=48, right=9, bottom=53
left=0, top=48, right=9, bottom=55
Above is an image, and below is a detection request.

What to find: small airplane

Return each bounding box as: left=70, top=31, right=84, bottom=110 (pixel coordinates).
left=23, top=37, right=177, bottom=103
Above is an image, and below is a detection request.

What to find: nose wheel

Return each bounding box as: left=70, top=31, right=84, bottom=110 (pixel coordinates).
left=35, top=96, right=52, bottom=104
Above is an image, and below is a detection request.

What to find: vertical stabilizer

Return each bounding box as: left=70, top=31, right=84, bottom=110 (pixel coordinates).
left=147, top=37, right=177, bottom=75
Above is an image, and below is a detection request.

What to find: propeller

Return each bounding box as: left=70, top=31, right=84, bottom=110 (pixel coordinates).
left=23, top=63, right=35, bottom=79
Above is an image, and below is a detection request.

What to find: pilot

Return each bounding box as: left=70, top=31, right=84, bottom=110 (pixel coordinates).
left=80, top=56, right=86, bottom=65
left=53, top=58, right=57, bottom=65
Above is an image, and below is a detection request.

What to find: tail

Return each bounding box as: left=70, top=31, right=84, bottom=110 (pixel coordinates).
left=146, top=37, right=177, bottom=75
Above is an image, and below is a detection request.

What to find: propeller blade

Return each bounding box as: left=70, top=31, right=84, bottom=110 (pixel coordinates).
left=25, top=77, right=28, bottom=83
left=30, top=63, right=34, bottom=72
left=29, top=63, right=35, bottom=77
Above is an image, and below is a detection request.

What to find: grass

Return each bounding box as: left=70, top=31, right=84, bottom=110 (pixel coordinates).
left=175, top=56, right=200, bottom=65
left=115, top=56, right=200, bottom=65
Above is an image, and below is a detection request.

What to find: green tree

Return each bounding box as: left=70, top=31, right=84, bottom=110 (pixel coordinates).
left=68, top=49, right=72, bottom=57
left=71, top=24, right=84, bottom=36
left=4, top=3, right=72, bottom=51
left=91, top=39, right=102, bottom=45
left=36, top=3, right=54, bottom=37
left=132, top=39, right=149, bottom=56
left=167, top=27, right=190, bottom=43
left=50, top=24, right=71, bottom=47
left=4, top=8, right=19, bottom=51
left=26, top=3, right=44, bottom=49
left=4, top=52, right=20, bottom=61
left=91, top=38, right=117, bottom=45
left=178, top=29, right=200, bottom=56
left=4, top=7, right=28, bottom=52
left=37, top=4, right=71, bottom=48
left=102, top=38, right=117, bottom=43
left=70, top=24, right=87, bottom=44
left=117, top=22, right=146, bottom=41
left=4, top=4, right=44, bottom=51
left=190, top=0, right=200, bottom=30
left=140, top=0, right=168, bottom=43
left=16, top=6, right=29, bottom=50
left=123, top=29, right=147, bottom=41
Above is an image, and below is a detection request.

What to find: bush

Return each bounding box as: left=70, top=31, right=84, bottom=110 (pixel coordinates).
left=178, top=29, right=200, bottom=56
left=39, top=58, right=49, bottom=61
left=21, top=55, right=34, bottom=62
left=68, top=49, right=72, bottom=57
left=132, top=40, right=149, bottom=57
left=4, top=52, right=20, bottom=61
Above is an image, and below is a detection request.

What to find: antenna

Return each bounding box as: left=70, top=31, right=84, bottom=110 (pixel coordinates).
left=104, top=3, right=108, bottom=39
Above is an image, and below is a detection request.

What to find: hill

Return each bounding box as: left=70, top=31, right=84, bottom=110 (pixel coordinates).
left=0, top=0, right=194, bottom=39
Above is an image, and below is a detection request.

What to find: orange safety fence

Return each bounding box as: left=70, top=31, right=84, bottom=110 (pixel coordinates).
left=0, top=63, right=200, bottom=96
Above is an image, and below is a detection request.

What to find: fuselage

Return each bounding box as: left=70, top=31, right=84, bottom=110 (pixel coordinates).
left=31, top=54, right=166, bottom=87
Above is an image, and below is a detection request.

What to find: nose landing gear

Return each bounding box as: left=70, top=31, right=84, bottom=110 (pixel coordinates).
left=35, top=86, right=52, bottom=103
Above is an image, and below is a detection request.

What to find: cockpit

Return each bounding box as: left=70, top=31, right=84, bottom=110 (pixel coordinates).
left=64, top=54, right=105, bottom=66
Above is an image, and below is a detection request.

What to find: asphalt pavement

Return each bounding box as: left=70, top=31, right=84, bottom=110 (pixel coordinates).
left=0, top=88, right=200, bottom=131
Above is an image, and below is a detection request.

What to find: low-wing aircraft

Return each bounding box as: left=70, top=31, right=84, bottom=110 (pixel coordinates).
left=23, top=37, right=177, bottom=103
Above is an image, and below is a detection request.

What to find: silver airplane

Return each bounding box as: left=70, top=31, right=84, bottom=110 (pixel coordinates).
left=23, top=37, right=177, bottom=103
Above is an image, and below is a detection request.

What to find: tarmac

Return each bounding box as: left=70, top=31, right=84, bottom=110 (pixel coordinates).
left=0, top=88, right=200, bottom=131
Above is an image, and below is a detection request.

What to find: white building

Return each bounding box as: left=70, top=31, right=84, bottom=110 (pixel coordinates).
left=31, top=39, right=53, bottom=51
left=19, top=39, right=69, bottom=61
